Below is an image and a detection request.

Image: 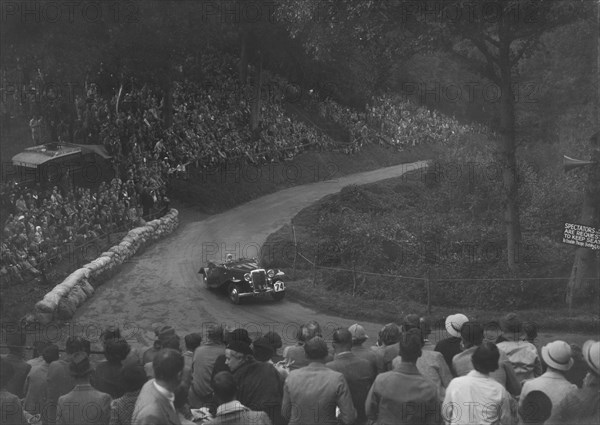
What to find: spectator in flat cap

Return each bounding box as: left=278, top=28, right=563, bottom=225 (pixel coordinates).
left=1, top=358, right=29, bottom=425
left=283, top=321, right=324, bottom=371
left=550, top=340, right=600, bottom=425
left=225, top=340, right=284, bottom=425
left=519, top=390, right=552, bottom=425
left=393, top=322, right=453, bottom=402
left=2, top=328, right=31, bottom=399
left=327, top=328, right=376, bottom=425
left=92, top=338, right=131, bottom=399
left=23, top=344, right=59, bottom=415
left=56, top=352, right=112, bottom=425
left=189, top=325, right=225, bottom=409
left=497, top=313, right=542, bottom=384
left=282, top=337, right=357, bottom=425
left=108, top=363, right=147, bottom=425
left=435, top=313, right=468, bottom=369
left=207, top=371, right=271, bottom=425
left=348, top=323, right=383, bottom=374
left=132, top=348, right=184, bottom=425
left=444, top=342, right=515, bottom=425
left=367, top=329, right=440, bottom=425
left=46, top=336, right=85, bottom=425
left=452, top=321, right=521, bottom=396
left=520, top=340, right=576, bottom=421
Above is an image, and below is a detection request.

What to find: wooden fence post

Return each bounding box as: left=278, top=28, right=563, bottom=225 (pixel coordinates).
left=312, top=254, right=318, bottom=287
left=291, top=224, right=298, bottom=279
left=426, top=271, right=432, bottom=315
left=352, top=262, right=357, bottom=297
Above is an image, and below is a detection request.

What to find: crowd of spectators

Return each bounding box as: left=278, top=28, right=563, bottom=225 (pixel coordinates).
left=0, top=170, right=168, bottom=286
left=1, top=312, right=598, bottom=425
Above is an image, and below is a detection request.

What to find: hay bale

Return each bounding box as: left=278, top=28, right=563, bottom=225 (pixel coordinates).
left=69, top=285, right=87, bottom=305
left=79, top=279, right=94, bottom=297
left=33, top=310, right=54, bottom=325
left=56, top=297, right=77, bottom=320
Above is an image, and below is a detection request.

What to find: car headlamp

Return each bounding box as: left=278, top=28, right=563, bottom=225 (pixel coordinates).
left=267, top=269, right=275, bottom=278
left=244, top=273, right=251, bottom=282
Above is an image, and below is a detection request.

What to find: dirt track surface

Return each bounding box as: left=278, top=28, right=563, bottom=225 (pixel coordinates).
left=67, top=161, right=428, bottom=348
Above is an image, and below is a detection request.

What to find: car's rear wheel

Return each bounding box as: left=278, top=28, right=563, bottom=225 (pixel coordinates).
left=200, top=273, right=209, bottom=289
left=228, top=283, right=241, bottom=304
left=271, top=291, right=285, bottom=301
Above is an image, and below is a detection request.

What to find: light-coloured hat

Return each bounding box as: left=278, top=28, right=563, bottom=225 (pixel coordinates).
left=582, top=340, right=600, bottom=376
left=445, top=314, right=469, bottom=338
left=541, top=340, right=574, bottom=371
left=348, top=324, right=368, bottom=341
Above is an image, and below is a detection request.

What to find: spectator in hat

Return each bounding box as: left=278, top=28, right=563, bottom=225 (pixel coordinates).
left=564, top=343, right=589, bottom=388
left=1, top=358, right=29, bottom=425
left=443, top=342, right=515, bottom=425
left=283, top=321, right=323, bottom=370
left=1, top=329, right=32, bottom=399
left=56, top=352, right=112, bottom=425
left=519, top=391, right=552, bottom=425
left=254, top=336, right=289, bottom=380
left=452, top=322, right=521, bottom=396
left=549, top=340, right=599, bottom=424
left=23, top=344, right=59, bottom=415
left=27, top=341, right=51, bottom=369
left=348, top=323, right=382, bottom=373
left=207, top=371, right=271, bottom=425
left=226, top=340, right=284, bottom=425
left=181, top=333, right=202, bottom=391
left=366, top=329, right=440, bottom=425
left=393, top=317, right=453, bottom=402
left=263, top=331, right=284, bottom=363
left=145, top=331, right=181, bottom=379
left=92, top=338, right=131, bottom=399
left=282, top=337, right=356, bottom=425
left=108, top=363, right=147, bottom=425
left=497, top=313, right=542, bottom=384
left=327, top=328, right=376, bottom=425
left=435, top=313, right=469, bottom=369
left=189, top=324, right=225, bottom=409
left=143, top=326, right=177, bottom=365
left=45, top=336, right=85, bottom=425
left=520, top=340, right=576, bottom=420
left=132, top=348, right=184, bottom=425
left=209, top=329, right=252, bottom=386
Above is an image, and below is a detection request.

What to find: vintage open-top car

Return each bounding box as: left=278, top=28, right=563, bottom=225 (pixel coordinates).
left=198, top=256, right=286, bottom=304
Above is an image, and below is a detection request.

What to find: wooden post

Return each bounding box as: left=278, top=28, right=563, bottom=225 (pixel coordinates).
left=312, top=254, right=318, bottom=287
left=291, top=224, right=298, bottom=279
left=352, top=262, right=357, bottom=297
left=426, top=271, right=432, bottom=315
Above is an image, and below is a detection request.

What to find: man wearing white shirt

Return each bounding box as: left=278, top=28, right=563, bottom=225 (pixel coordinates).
left=132, top=349, right=183, bottom=425
left=443, top=342, right=516, bottom=425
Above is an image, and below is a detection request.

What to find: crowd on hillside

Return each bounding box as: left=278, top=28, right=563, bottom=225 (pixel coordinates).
left=0, top=170, right=169, bottom=286
left=1, top=312, right=598, bottom=425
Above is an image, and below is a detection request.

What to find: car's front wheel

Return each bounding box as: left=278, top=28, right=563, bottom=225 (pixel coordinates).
left=228, top=283, right=241, bottom=304
left=200, top=273, right=210, bottom=289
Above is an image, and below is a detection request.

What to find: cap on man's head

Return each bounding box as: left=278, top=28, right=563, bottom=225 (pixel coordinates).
left=500, top=313, right=522, bottom=334
left=227, top=341, right=253, bottom=356
left=264, top=331, right=283, bottom=349
left=304, top=336, right=329, bottom=360
left=332, top=328, right=353, bottom=346
left=227, top=328, right=252, bottom=345
left=403, top=314, right=420, bottom=331
left=252, top=337, right=274, bottom=362
left=348, top=324, right=368, bottom=342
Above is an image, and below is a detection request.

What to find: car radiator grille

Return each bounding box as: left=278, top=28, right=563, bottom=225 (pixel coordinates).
left=251, top=270, right=266, bottom=290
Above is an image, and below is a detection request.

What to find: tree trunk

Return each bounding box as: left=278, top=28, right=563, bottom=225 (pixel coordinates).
left=239, top=27, right=249, bottom=84
left=250, top=51, right=263, bottom=132
left=566, top=150, right=600, bottom=307
left=498, top=48, right=521, bottom=274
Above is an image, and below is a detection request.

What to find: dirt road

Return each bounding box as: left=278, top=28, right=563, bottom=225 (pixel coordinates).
left=69, top=161, right=428, bottom=347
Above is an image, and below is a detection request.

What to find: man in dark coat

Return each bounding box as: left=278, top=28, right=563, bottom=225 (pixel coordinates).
left=226, top=341, right=284, bottom=425
left=1, top=329, right=31, bottom=399
left=435, top=313, right=468, bottom=369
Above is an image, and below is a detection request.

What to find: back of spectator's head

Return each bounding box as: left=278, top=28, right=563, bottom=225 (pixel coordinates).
left=0, top=359, right=15, bottom=388
left=348, top=324, right=369, bottom=345
left=252, top=337, right=274, bottom=362
left=472, top=342, right=500, bottom=374
left=121, top=363, right=147, bottom=393
left=101, top=326, right=121, bottom=344
left=32, top=340, right=50, bottom=358
left=264, top=331, right=283, bottom=350
left=403, top=314, right=420, bottom=332
left=65, top=336, right=85, bottom=354
left=227, top=328, right=251, bottom=345
left=304, top=336, right=329, bottom=360
left=81, top=338, right=91, bottom=355
left=380, top=323, right=401, bottom=346
left=298, top=321, right=322, bottom=342
left=461, top=322, right=484, bottom=347
left=104, top=338, right=131, bottom=363
left=399, top=328, right=423, bottom=362
left=42, top=344, right=60, bottom=364
left=212, top=371, right=237, bottom=404
left=184, top=333, right=202, bottom=352
left=206, top=324, right=224, bottom=343
left=500, top=313, right=522, bottom=335
left=152, top=348, right=184, bottom=383
left=445, top=314, right=469, bottom=338
left=519, top=390, right=553, bottom=424
left=523, top=321, right=538, bottom=342
left=332, top=328, right=353, bottom=350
